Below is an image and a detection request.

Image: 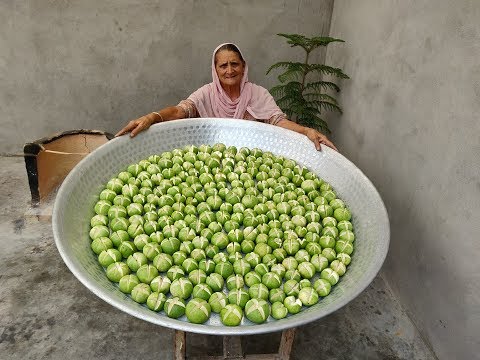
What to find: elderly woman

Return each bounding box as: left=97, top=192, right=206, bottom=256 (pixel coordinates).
left=116, top=43, right=337, bottom=151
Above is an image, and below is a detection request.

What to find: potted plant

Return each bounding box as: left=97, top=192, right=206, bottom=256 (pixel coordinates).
left=267, top=33, right=349, bottom=134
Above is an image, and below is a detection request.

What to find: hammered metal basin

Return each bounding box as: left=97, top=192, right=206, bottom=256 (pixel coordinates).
left=52, top=118, right=389, bottom=335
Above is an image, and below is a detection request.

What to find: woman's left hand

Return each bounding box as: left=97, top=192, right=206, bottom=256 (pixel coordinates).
left=305, top=128, right=338, bottom=152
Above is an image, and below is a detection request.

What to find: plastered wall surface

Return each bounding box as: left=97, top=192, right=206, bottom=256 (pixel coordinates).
left=326, top=1, right=480, bottom=359
left=0, top=0, right=332, bottom=153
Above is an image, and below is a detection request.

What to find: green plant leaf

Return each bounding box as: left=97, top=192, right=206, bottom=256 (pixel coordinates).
left=278, top=69, right=304, bottom=83
left=307, top=64, right=350, bottom=79
left=289, top=103, right=308, bottom=116
left=283, top=82, right=303, bottom=96
left=276, top=95, right=296, bottom=109
left=266, top=62, right=307, bottom=74
left=277, top=33, right=345, bottom=53
left=305, top=81, right=341, bottom=92
left=277, top=97, right=305, bottom=113
left=267, top=63, right=308, bottom=83
left=308, top=36, right=345, bottom=47
left=303, top=93, right=339, bottom=105
left=298, top=114, right=330, bottom=134
left=277, top=33, right=310, bottom=52
left=270, top=85, right=287, bottom=98
left=313, top=100, right=343, bottom=114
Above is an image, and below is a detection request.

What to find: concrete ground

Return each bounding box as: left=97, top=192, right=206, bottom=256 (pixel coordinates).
left=0, top=156, right=437, bottom=360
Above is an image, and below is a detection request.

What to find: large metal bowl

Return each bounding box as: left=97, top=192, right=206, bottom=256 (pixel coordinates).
left=52, top=118, right=389, bottom=335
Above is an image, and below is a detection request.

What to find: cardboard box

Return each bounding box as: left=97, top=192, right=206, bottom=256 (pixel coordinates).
left=24, top=129, right=113, bottom=205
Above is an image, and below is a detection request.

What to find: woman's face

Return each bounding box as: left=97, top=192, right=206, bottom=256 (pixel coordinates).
left=214, top=50, right=245, bottom=89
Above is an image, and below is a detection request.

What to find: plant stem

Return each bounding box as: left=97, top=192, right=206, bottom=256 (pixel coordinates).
left=301, top=50, right=310, bottom=90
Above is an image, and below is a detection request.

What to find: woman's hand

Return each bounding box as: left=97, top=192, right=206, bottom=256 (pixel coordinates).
left=275, top=119, right=338, bottom=152
left=115, top=114, right=157, bottom=138
left=305, top=128, right=338, bottom=152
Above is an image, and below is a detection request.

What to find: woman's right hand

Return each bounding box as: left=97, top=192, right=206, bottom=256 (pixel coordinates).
left=115, top=113, right=157, bottom=138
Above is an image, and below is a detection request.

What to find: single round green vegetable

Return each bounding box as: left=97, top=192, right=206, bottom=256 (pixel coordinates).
left=248, top=283, right=269, bottom=300
left=220, top=304, right=243, bottom=326
left=167, top=265, right=186, bottom=281
left=339, top=230, right=355, bottom=242
left=297, top=262, right=316, bottom=279
left=90, top=225, right=110, bottom=240
left=283, top=279, right=300, bottom=297
left=262, top=272, right=282, bottom=289
left=153, top=253, right=174, bottom=272
left=205, top=273, right=224, bottom=292
left=146, top=292, right=167, bottom=312
left=110, top=230, right=129, bottom=247
left=106, top=262, right=130, bottom=282
left=143, top=243, right=162, bottom=261
left=226, top=274, right=245, bottom=290
left=164, top=297, right=186, bottom=318
left=335, top=240, right=354, bottom=255
left=94, top=200, right=111, bottom=216
left=119, top=274, right=140, bottom=294
left=333, top=207, right=351, bottom=222
left=298, top=287, right=319, bottom=306
left=199, top=259, right=216, bottom=274
left=150, top=275, right=171, bottom=293
left=127, top=252, right=148, bottom=272
left=330, top=260, right=347, bottom=276
left=209, top=292, right=228, bottom=313
left=271, top=301, right=288, bottom=320
left=313, top=278, right=332, bottom=297
left=91, top=237, right=113, bottom=255
left=228, top=289, right=250, bottom=308
left=189, top=269, right=207, bottom=285
left=337, top=220, right=353, bottom=232
left=90, top=214, right=108, bottom=227
left=131, top=283, right=151, bottom=303
left=284, top=296, right=302, bottom=314
left=233, top=259, right=251, bottom=276
left=299, top=279, right=311, bottom=289
left=136, top=264, right=159, bottom=284
left=269, top=288, right=286, bottom=304
left=284, top=269, right=301, bottom=282
left=244, top=271, right=262, bottom=287
left=244, top=298, right=270, bottom=324
left=192, top=283, right=213, bottom=301
left=215, top=262, right=234, bottom=279
left=336, top=253, right=352, bottom=266
left=186, top=298, right=211, bottom=324
left=98, top=249, right=122, bottom=267
left=320, top=268, right=340, bottom=285
left=170, top=278, right=194, bottom=299
left=322, top=248, right=337, bottom=262
left=118, top=241, right=136, bottom=258
left=161, top=237, right=181, bottom=255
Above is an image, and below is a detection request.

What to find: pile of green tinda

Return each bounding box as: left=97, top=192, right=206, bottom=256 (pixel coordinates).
left=89, top=143, right=355, bottom=326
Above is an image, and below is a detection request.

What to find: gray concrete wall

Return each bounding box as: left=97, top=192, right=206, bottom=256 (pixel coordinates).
left=0, top=0, right=333, bottom=154
left=326, top=1, right=480, bottom=359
